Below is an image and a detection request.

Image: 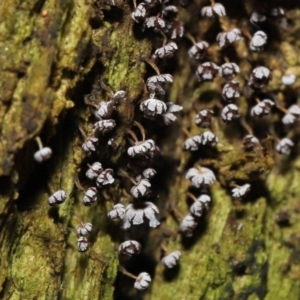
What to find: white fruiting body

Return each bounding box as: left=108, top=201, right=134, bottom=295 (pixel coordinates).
left=221, top=104, right=240, bottom=123
left=147, top=73, right=173, bottom=84
left=134, top=272, right=151, bottom=290
left=161, top=102, right=183, bottom=125
left=270, top=7, right=285, bottom=18
left=131, top=3, right=146, bottom=23
left=111, top=90, right=126, bottom=105
left=82, top=187, right=97, bottom=205
left=248, top=66, right=271, bottom=89
left=77, top=222, right=93, bottom=236
left=200, top=131, right=218, bottom=147
left=82, top=137, right=98, bottom=154
left=276, top=138, right=294, bottom=155
left=165, top=102, right=182, bottom=113
left=164, top=20, right=184, bottom=40
left=48, top=190, right=67, bottom=206
left=243, top=135, right=260, bottom=149
left=190, top=194, right=211, bottom=217
left=127, top=139, right=156, bottom=157
left=250, top=11, right=266, bottom=25
left=186, top=167, right=216, bottom=188
left=270, top=7, right=287, bottom=27
left=198, top=194, right=211, bottom=207
left=107, top=138, right=118, bottom=148
left=153, top=42, right=178, bottom=59
left=107, top=203, right=125, bottom=220
left=281, top=74, right=296, bottom=86
left=184, top=135, right=202, bottom=151
left=222, top=81, right=240, bottom=101
left=195, top=109, right=213, bottom=127
left=85, top=162, right=103, bottom=180
left=123, top=202, right=160, bottom=229
left=96, top=169, right=114, bottom=187
left=190, top=201, right=206, bottom=217
left=34, top=147, right=52, bottom=163
left=130, top=179, right=151, bottom=198
left=282, top=113, right=295, bottom=125
left=144, top=16, right=166, bottom=32
left=135, top=168, right=157, bottom=181
left=188, top=41, right=209, bottom=60
left=232, top=184, right=251, bottom=198
left=216, top=28, right=242, bottom=48
left=140, top=99, right=167, bottom=118
left=92, top=119, right=116, bottom=134
left=218, top=62, right=240, bottom=79
left=271, top=8, right=287, bottom=28
left=144, top=0, right=160, bottom=5
left=146, top=74, right=173, bottom=98
left=77, top=236, right=89, bottom=252
left=92, top=101, right=114, bottom=120
left=180, top=214, right=197, bottom=237
left=196, top=62, right=219, bottom=82
left=201, top=3, right=226, bottom=18
left=161, top=250, right=181, bottom=268
left=250, top=31, right=267, bottom=52
left=250, top=99, right=274, bottom=117
left=284, top=105, right=300, bottom=122
left=162, top=112, right=177, bottom=125
left=282, top=105, right=300, bottom=125
left=118, top=240, right=142, bottom=256
left=162, top=5, right=178, bottom=19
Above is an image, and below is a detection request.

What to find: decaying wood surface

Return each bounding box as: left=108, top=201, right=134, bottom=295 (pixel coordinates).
left=0, top=0, right=300, bottom=299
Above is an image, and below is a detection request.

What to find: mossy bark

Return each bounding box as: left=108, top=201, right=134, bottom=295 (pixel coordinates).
left=0, top=0, right=300, bottom=300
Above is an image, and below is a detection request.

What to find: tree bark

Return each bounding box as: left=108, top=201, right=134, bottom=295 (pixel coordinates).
left=0, top=0, right=300, bottom=300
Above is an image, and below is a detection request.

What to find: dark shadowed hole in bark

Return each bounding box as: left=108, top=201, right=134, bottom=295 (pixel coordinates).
left=181, top=217, right=208, bottom=250
left=102, top=5, right=124, bottom=23
left=163, top=263, right=181, bottom=281
left=114, top=251, right=157, bottom=299
left=31, top=0, right=46, bottom=14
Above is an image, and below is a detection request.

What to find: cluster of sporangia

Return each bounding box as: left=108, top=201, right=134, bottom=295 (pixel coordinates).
left=31, top=0, right=299, bottom=292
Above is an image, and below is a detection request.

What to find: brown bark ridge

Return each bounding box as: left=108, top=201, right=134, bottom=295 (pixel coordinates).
left=0, top=0, right=300, bottom=299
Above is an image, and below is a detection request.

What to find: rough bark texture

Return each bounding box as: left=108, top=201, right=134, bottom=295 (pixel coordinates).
left=0, top=0, right=300, bottom=300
